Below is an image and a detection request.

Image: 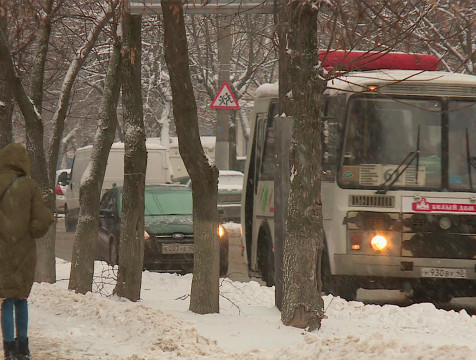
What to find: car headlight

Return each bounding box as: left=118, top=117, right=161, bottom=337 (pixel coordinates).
left=370, top=234, right=388, bottom=251
left=218, top=224, right=226, bottom=240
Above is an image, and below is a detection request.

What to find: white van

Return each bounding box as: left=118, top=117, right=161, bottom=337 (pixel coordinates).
left=65, top=141, right=170, bottom=231
left=168, top=136, right=216, bottom=179
left=146, top=136, right=216, bottom=180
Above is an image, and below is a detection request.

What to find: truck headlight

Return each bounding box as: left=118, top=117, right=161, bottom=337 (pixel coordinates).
left=370, top=234, right=388, bottom=251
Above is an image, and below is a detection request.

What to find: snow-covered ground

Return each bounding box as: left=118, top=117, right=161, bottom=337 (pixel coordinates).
left=23, top=258, right=476, bottom=359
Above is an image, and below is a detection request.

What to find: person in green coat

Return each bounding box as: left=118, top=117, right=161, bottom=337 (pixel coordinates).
left=0, top=143, right=54, bottom=360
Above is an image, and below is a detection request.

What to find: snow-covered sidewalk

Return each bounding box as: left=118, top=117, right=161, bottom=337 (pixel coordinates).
left=25, top=259, right=476, bottom=359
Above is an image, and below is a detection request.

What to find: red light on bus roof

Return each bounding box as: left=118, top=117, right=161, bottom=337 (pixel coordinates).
left=318, top=50, right=439, bottom=72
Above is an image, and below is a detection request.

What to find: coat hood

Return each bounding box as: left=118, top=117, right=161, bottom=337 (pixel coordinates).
left=0, top=143, right=31, bottom=176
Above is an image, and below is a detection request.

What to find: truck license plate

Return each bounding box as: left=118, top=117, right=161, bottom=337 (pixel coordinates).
left=162, top=243, right=194, bottom=254
left=421, top=267, right=467, bottom=279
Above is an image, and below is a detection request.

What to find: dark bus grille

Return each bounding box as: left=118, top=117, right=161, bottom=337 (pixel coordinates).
left=403, top=233, right=476, bottom=259
left=402, top=213, right=476, bottom=259
left=347, top=211, right=400, bottom=231
left=403, top=214, right=476, bottom=234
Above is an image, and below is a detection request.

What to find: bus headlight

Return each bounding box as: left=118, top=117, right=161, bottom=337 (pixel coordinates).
left=218, top=224, right=226, bottom=241
left=370, top=234, right=388, bottom=251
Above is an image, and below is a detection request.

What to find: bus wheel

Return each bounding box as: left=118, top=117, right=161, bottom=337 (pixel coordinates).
left=258, top=228, right=274, bottom=287
left=412, top=287, right=451, bottom=304
left=333, top=276, right=357, bottom=301
left=219, top=239, right=229, bottom=277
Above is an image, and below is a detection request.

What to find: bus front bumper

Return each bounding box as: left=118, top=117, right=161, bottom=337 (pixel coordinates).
left=334, top=254, right=476, bottom=280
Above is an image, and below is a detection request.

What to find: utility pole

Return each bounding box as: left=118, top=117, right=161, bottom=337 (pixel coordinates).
left=215, top=15, right=233, bottom=170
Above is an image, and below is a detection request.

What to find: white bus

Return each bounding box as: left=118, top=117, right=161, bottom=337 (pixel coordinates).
left=241, top=52, right=476, bottom=302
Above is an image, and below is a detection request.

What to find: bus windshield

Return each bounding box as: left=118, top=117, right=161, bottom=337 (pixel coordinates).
left=448, top=100, right=476, bottom=191
left=340, top=96, right=442, bottom=189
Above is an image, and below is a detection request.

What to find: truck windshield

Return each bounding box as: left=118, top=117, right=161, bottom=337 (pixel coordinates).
left=339, top=96, right=442, bottom=189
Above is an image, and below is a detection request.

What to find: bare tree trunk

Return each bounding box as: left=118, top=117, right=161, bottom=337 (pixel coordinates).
left=0, top=4, right=13, bottom=150
left=0, top=1, right=115, bottom=283
left=278, top=0, right=292, bottom=117
left=159, top=94, right=171, bottom=147
left=281, top=0, right=324, bottom=332
left=114, top=10, right=146, bottom=302
left=162, top=0, right=220, bottom=314
left=29, top=0, right=54, bottom=114
left=28, top=0, right=56, bottom=284
left=0, top=17, right=55, bottom=282
left=274, top=0, right=292, bottom=311
left=0, top=81, right=12, bottom=150
left=47, top=1, right=116, bottom=190
left=69, top=41, right=122, bottom=294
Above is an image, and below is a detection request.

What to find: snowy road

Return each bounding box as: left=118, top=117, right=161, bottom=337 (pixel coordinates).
left=54, top=219, right=476, bottom=313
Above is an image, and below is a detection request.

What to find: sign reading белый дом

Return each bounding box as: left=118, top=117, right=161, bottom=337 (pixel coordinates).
left=402, top=197, right=476, bottom=214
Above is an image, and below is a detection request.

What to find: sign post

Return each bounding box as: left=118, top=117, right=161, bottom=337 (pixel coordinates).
left=210, top=81, right=240, bottom=170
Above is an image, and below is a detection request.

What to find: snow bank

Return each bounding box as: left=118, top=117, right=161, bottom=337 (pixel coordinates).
left=23, top=259, right=476, bottom=359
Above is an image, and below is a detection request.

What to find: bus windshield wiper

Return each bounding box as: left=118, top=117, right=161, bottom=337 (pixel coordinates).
left=465, top=128, right=476, bottom=191
left=376, top=126, right=421, bottom=195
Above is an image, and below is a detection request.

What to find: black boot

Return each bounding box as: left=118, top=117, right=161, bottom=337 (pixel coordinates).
left=2, top=341, right=16, bottom=360
left=15, top=337, right=30, bottom=360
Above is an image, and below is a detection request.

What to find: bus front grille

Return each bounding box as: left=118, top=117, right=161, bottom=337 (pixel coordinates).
left=402, top=214, right=476, bottom=259
left=402, top=214, right=476, bottom=234
left=349, top=195, right=395, bottom=208
left=402, top=233, right=476, bottom=259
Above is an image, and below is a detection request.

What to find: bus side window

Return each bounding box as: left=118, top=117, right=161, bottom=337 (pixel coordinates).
left=253, top=102, right=278, bottom=190
left=254, top=112, right=268, bottom=193
left=260, top=102, right=277, bottom=180
left=260, top=124, right=275, bottom=179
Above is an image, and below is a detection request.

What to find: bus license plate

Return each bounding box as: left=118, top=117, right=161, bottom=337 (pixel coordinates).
left=421, top=267, right=466, bottom=279
left=162, top=243, right=194, bottom=254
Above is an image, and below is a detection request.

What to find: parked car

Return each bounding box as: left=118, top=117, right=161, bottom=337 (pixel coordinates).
left=97, top=184, right=229, bottom=275
left=186, top=170, right=244, bottom=223
left=171, top=175, right=190, bottom=185
left=216, top=170, right=244, bottom=223
left=55, top=169, right=70, bottom=214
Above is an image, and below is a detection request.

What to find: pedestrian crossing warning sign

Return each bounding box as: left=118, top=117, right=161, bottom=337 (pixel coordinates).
left=210, top=82, right=240, bottom=109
